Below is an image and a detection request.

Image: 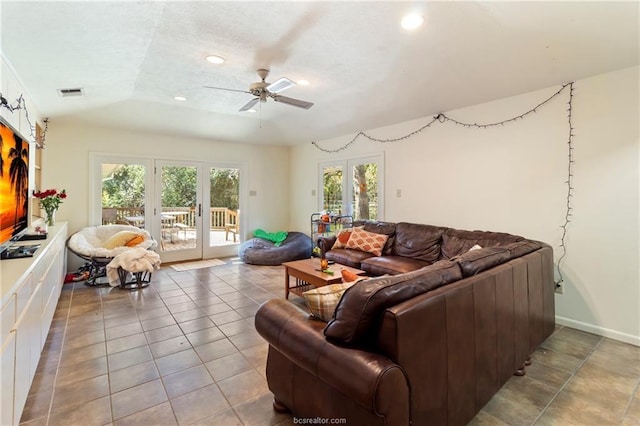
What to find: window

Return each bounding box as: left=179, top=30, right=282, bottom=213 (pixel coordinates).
left=319, top=154, right=384, bottom=220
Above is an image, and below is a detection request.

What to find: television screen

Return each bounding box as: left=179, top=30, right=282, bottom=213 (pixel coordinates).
left=0, top=117, right=30, bottom=253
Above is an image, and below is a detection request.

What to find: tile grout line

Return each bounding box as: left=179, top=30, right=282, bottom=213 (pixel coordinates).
left=529, top=335, right=605, bottom=425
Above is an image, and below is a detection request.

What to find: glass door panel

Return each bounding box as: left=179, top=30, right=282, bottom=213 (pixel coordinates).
left=351, top=162, right=378, bottom=221
left=100, top=163, right=147, bottom=227
left=203, top=166, right=241, bottom=259
left=322, top=165, right=344, bottom=215
left=156, top=161, right=201, bottom=262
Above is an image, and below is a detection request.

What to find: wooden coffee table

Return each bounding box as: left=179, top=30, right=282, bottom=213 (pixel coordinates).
left=283, top=258, right=365, bottom=299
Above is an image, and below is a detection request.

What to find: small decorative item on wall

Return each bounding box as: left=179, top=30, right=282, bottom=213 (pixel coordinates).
left=33, top=188, right=67, bottom=226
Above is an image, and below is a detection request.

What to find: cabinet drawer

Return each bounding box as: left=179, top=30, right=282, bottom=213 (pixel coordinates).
left=1, top=294, right=16, bottom=344
left=15, top=274, right=33, bottom=319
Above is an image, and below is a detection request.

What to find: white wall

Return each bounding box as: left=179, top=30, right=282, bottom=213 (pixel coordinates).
left=290, top=66, right=640, bottom=345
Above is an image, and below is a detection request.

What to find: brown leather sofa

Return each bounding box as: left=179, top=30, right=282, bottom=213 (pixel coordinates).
left=255, top=221, right=555, bottom=425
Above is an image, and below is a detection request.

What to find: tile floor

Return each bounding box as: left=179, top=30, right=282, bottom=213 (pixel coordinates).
left=19, top=259, right=640, bottom=426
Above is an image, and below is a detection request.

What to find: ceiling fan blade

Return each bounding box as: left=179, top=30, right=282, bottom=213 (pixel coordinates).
left=239, top=98, right=259, bottom=112
left=266, top=77, right=295, bottom=94
left=271, top=95, right=313, bottom=109
left=203, top=85, right=251, bottom=94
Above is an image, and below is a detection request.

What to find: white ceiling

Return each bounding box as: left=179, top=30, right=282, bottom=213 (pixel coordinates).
left=1, top=1, right=638, bottom=146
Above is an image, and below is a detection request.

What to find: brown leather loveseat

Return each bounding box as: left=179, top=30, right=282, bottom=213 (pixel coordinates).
left=255, top=222, right=555, bottom=425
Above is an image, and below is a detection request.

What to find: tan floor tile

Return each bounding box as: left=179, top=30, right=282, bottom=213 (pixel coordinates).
left=194, top=338, right=238, bottom=363
left=111, top=378, right=168, bottom=421
left=177, top=317, right=215, bottom=334
left=201, top=302, right=234, bottom=316
left=155, top=348, right=203, bottom=376
left=172, top=308, right=207, bottom=323
left=170, top=384, right=230, bottom=425
left=467, top=409, right=509, bottom=425
left=531, top=346, right=584, bottom=374
left=190, top=408, right=243, bottom=426
left=233, top=392, right=291, bottom=426
left=218, top=369, right=269, bottom=406
left=28, top=370, right=56, bottom=396
left=185, top=326, right=225, bottom=346
left=145, top=324, right=184, bottom=344
left=241, top=343, right=269, bottom=367
left=162, top=364, right=214, bottom=399
left=56, top=356, right=108, bottom=386
left=108, top=345, right=153, bottom=372
left=211, top=310, right=244, bottom=326
left=59, top=342, right=106, bottom=368
left=47, top=395, right=111, bottom=426
left=113, top=401, right=178, bottom=426
left=20, top=390, right=52, bottom=422
left=136, top=306, right=171, bottom=321
left=228, top=330, right=265, bottom=351
left=219, top=318, right=255, bottom=337
left=109, top=360, right=159, bottom=393
left=149, top=335, right=191, bottom=358
left=525, top=359, right=572, bottom=390
left=141, top=314, right=177, bottom=331
left=105, top=321, right=144, bottom=340
left=205, top=352, right=253, bottom=381
left=106, top=332, right=148, bottom=355
left=574, top=361, right=638, bottom=396
left=51, top=374, right=110, bottom=412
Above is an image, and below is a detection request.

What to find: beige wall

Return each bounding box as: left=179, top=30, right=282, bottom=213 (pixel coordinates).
left=44, top=121, right=290, bottom=241
left=291, top=66, right=640, bottom=345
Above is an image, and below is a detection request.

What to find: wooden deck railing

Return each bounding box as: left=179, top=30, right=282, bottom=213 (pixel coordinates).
left=102, top=207, right=238, bottom=230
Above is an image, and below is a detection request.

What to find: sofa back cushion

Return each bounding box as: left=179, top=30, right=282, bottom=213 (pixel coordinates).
left=393, top=222, right=447, bottom=263
left=324, top=260, right=462, bottom=345
left=441, top=229, right=524, bottom=260
left=453, top=246, right=511, bottom=277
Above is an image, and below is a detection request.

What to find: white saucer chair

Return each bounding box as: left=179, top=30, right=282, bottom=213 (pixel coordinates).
left=67, top=225, right=157, bottom=286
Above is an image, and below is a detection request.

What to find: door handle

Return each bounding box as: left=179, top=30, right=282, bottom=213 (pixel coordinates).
left=198, top=204, right=202, bottom=217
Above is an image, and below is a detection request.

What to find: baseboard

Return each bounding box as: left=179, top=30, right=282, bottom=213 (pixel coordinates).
left=555, top=315, right=640, bottom=347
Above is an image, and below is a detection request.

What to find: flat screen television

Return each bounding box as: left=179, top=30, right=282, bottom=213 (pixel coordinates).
left=0, top=116, right=30, bottom=255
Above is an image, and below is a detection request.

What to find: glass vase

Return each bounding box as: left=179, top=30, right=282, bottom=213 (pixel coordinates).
left=45, top=210, right=56, bottom=226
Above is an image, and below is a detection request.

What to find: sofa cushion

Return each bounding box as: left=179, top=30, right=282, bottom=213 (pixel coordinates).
left=326, top=248, right=375, bottom=269
left=441, top=229, right=524, bottom=260
left=453, top=246, right=511, bottom=277
left=503, top=240, right=542, bottom=259
left=393, top=222, right=447, bottom=263
left=360, top=255, right=430, bottom=276
left=103, top=230, right=144, bottom=249
left=346, top=228, right=389, bottom=256
left=324, top=260, right=462, bottom=344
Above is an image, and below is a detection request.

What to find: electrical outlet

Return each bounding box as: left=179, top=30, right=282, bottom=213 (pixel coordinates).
left=555, top=281, right=564, bottom=294
left=396, top=189, right=402, bottom=198
left=311, top=189, right=316, bottom=196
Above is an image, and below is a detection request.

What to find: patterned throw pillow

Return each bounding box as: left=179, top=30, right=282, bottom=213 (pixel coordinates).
left=332, top=226, right=363, bottom=249
left=345, top=227, right=389, bottom=256
left=302, top=281, right=358, bottom=322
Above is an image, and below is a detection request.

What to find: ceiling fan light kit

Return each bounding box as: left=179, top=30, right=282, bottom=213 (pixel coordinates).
left=205, top=68, right=314, bottom=112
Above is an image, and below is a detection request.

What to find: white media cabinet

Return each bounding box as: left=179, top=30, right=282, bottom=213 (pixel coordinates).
left=0, top=223, right=68, bottom=425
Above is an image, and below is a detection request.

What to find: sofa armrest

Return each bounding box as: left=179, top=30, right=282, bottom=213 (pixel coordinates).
left=255, top=299, right=409, bottom=416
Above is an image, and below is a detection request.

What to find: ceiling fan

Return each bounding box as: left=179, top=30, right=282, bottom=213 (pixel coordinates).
left=204, top=69, right=314, bottom=112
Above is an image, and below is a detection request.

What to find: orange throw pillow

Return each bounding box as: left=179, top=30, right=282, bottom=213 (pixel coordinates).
left=125, top=235, right=145, bottom=247
left=345, top=228, right=389, bottom=256
left=341, top=268, right=361, bottom=283
left=332, top=226, right=363, bottom=249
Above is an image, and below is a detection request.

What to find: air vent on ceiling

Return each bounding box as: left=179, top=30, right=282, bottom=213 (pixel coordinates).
left=57, top=88, right=84, bottom=97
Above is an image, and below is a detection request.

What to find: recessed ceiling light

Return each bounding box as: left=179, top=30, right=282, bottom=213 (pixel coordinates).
left=297, top=79, right=310, bottom=86
left=401, top=13, right=423, bottom=30
left=206, top=55, right=225, bottom=64
left=174, top=96, right=187, bottom=101
left=246, top=109, right=257, bottom=113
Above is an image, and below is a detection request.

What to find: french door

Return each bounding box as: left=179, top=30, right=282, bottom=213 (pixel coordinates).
left=91, top=154, right=243, bottom=263
left=318, top=154, right=384, bottom=220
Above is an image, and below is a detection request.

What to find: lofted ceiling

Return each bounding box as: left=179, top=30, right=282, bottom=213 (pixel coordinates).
left=1, top=1, right=638, bottom=146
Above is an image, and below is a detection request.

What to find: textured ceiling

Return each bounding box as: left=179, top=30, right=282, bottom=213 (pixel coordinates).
left=1, top=1, right=638, bottom=146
